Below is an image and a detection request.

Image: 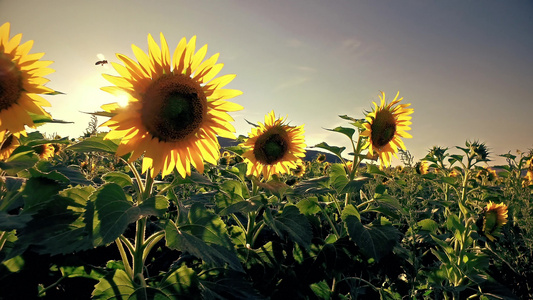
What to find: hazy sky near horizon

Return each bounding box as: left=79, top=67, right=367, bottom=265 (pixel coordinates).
left=1, top=0, right=532, bottom=165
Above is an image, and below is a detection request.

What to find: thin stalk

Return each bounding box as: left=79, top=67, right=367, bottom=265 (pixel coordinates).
left=132, top=217, right=147, bottom=284
left=318, top=205, right=340, bottom=239
left=38, top=274, right=67, bottom=297
left=119, top=235, right=135, bottom=254
left=251, top=222, right=266, bottom=247
left=142, top=231, right=165, bottom=262
left=0, top=231, right=7, bottom=252
left=115, top=237, right=133, bottom=278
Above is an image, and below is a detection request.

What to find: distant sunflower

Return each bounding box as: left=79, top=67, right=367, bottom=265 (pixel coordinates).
left=483, top=201, right=508, bottom=241
left=361, top=91, right=413, bottom=168
left=100, top=33, right=243, bottom=178
left=292, top=162, right=306, bottom=177
left=241, top=111, right=306, bottom=179
left=0, top=22, right=54, bottom=135
left=0, top=131, right=19, bottom=160
left=523, top=169, right=533, bottom=187
left=34, top=143, right=55, bottom=159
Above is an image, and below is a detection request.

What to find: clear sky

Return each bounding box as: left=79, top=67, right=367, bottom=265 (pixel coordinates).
left=1, top=0, right=532, bottom=166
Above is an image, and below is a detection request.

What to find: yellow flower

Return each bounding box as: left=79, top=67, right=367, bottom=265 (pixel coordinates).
left=316, top=153, right=326, bottom=163
left=100, top=33, right=243, bottom=178
left=34, top=143, right=55, bottom=159
left=416, top=160, right=430, bottom=175
left=0, top=131, right=19, bottom=160
left=241, top=111, right=306, bottom=179
left=361, top=91, right=413, bottom=168
left=523, top=169, right=533, bottom=187
left=483, top=201, right=508, bottom=241
left=0, top=22, right=54, bottom=135
left=449, top=168, right=461, bottom=177
left=292, top=162, right=306, bottom=177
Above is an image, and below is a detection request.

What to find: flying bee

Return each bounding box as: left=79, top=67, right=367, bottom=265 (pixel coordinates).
left=95, top=60, right=108, bottom=66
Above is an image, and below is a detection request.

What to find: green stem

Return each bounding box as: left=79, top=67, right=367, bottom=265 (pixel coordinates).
left=38, top=274, right=67, bottom=297
left=116, top=237, right=133, bottom=278
left=142, top=230, right=165, bottom=262
left=0, top=231, right=7, bottom=252
left=132, top=217, right=147, bottom=285
left=318, top=204, right=340, bottom=239
left=251, top=222, right=266, bottom=247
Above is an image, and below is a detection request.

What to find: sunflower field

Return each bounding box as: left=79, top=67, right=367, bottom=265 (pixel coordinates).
left=1, top=22, right=533, bottom=299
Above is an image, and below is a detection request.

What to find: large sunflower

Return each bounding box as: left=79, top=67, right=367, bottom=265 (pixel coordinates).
left=100, top=33, right=242, bottom=178
left=0, top=22, right=54, bottom=135
left=241, top=111, right=306, bottom=179
left=360, top=91, right=413, bottom=168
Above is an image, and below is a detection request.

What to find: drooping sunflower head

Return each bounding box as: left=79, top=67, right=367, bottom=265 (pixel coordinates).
left=100, top=33, right=243, bottom=178
left=361, top=91, right=413, bottom=168
left=483, top=201, right=508, bottom=241
left=0, top=22, right=54, bottom=135
left=523, top=169, right=533, bottom=187
left=0, top=131, right=20, bottom=160
left=241, top=111, right=306, bottom=179
left=416, top=160, right=430, bottom=175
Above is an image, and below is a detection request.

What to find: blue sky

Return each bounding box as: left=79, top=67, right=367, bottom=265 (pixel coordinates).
left=1, top=0, right=532, bottom=165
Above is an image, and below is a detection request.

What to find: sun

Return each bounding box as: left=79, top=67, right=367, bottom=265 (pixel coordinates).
left=0, top=22, right=54, bottom=136
left=241, top=111, right=306, bottom=179
left=360, top=91, right=413, bottom=168
left=100, top=33, right=243, bottom=178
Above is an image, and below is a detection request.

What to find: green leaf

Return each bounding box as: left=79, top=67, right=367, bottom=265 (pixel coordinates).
left=296, top=197, right=321, bottom=215
left=138, top=195, right=169, bottom=217
left=417, top=219, right=439, bottom=232
left=28, top=112, right=72, bottom=126
left=92, top=183, right=139, bottom=246
left=0, top=211, right=32, bottom=231
left=92, top=269, right=135, bottom=299
left=158, top=264, right=199, bottom=297
left=313, top=142, right=345, bottom=158
left=366, top=164, right=387, bottom=176
left=7, top=186, right=96, bottom=257
left=265, top=205, right=312, bottom=250
left=341, top=204, right=361, bottom=221
left=0, top=148, right=38, bottom=175
left=326, top=126, right=356, bottom=139
left=310, top=280, right=332, bottom=299
left=343, top=216, right=399, bottom=262
left=67, top=134, right=120, bottom=154
left=165, top=220, right=243, bottom=272
left=102, top=171, right=133, bottom=187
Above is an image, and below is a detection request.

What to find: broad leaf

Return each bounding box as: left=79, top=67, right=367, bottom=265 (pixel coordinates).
left=313, top=142, right=345, bottom=158
left=92, top=269, right=135, bottom=299
left=102, top=171, right=133, bottom=187
left=264, top=205, right=312, bottom=250
left=67, top=134, right=120, bottom=154
left=343, top=215, right=399, bottom=262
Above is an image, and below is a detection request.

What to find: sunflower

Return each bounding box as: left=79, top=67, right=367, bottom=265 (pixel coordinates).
left=100, top=33, right=243, bottom=178
left=483, top=201, right=508, bottom=241
left=0, top=131, right=19, bottom=160
left=33, top=143, right=55, bottom=159
left=523, top=169, right=533, bottom=187
left=241, top=111, right=306, bottom=179
left=361, top=91, right=413, bottom=168
left=292, top=162, right=306, bottom=177
left=416, top=160, right=430, bottom=175
left=0, top=22, right=54, bottom=135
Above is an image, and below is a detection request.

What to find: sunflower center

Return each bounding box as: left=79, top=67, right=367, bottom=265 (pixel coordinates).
left=141, top=74, right=206, bottom=142
left=253, top=129, right=289, bottom=164
left=370, top=109, right=396, bottom=148
left=0, top=54, right=23, bottom=112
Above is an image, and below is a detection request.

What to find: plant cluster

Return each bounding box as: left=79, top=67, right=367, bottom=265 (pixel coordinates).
left=1, top=22, right=532, bottom=299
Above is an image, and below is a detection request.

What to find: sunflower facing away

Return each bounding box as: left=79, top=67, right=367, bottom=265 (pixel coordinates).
left=241, top=111, right=306, bottom=179
left=0, top=22, right=54, bottom=135
left=483, top=201, right=508, bottom=241
left=361, top=91, right=413, bottom=168
left=100, top=33, right=243, bottom=178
